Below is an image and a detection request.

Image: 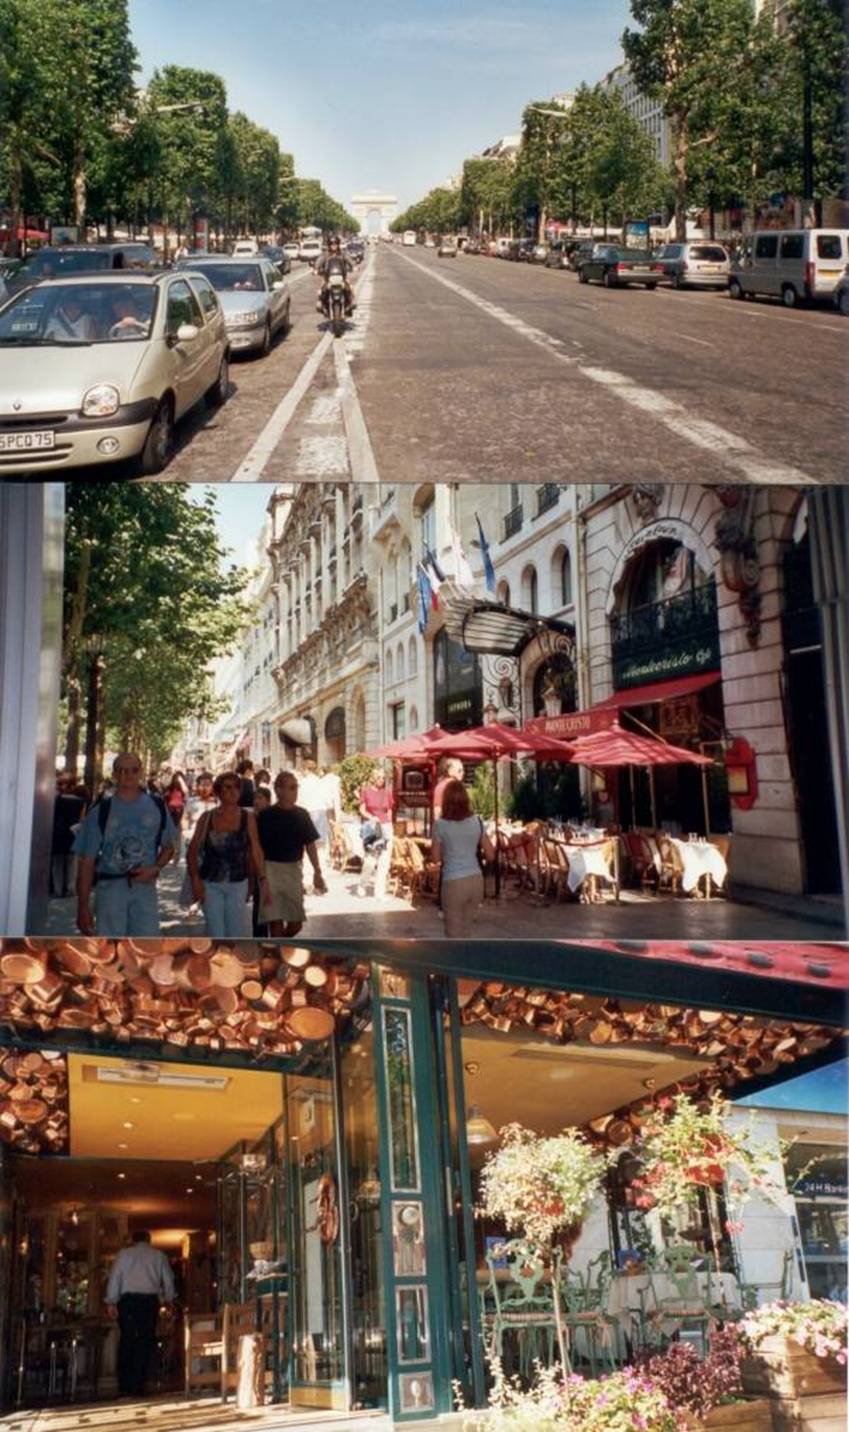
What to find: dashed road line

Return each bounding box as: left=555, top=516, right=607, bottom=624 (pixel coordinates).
left=674, top=332, right=714, bottom=348
left=392, top=249, right=817, bottom=486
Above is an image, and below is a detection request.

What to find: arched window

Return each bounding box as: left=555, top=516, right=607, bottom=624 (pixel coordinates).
left=552, top=546, right=572, bottom=607
left=396, top=642, right=406, bottom=682
left=409, top=705, right=419, bottom=732
left=497, top=579, right=510, bottom=607
left=408, top=636, right=418, bottom=677
left=400, top=541, right=412, bottom=612
left=522, top=565, right=538, bottom=613
left=386, top=649, right=394, bottom=687
left=351, top=689, right=367, bottom=750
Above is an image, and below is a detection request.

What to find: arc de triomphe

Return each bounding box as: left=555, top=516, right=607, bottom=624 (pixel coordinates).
left=351, top=190, right=398, bottom=236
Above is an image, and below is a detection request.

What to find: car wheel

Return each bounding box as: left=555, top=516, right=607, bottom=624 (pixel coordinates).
left=782, top=284, right=799, bottom=308
left=261, top=318, right=272, bottom=355
left=138, top=396, right=174, bottom=476
left=646, top=283, right=658, bottom=290
left=728, top=278, right=743, bottom=300
left=672, top=273, right=683, bottom=289
left=838, top=289, right=849, bottom=317
left=578, top=268, right=588, bottom=284
left=280, top=300, right=291, bottom=335
left=603, top=269, right=616, bottom=288
left=205, top=353, right=229, bottom=409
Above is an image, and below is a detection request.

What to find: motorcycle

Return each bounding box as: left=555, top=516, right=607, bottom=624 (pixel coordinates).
left=324, top=271, right=347, bottom=338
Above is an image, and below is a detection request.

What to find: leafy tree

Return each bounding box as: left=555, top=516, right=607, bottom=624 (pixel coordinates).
left=585, top=89, right=671, bottom=229
left=459, top=156, right=518, bottom=235
left=336, top=754, right=378, bottom=813
left=392, top=186, right=461, bottom=235
left=63, top=485, right=252, bottom=775
left=145, top=66, right=229, bottom=252
left=623, top=0, right=761, bottom=238
left=228, top=111, right=280, bottom=235
left=0, top=0, right=56, bottom=254
left=514, top=98, right=571, bottom=239
left=276, top=151, right=300, bottom=233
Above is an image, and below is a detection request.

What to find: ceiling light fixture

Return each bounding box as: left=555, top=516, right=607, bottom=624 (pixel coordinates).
left=465, top=1105, right=497, bottom=1145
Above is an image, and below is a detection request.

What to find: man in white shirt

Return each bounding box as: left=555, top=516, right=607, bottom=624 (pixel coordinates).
left=106, top=1231, right=175, bottom=1397
left=43, top=292, right=96, bottom=342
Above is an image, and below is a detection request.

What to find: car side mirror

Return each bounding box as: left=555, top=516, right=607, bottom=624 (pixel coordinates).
left=272, top=280, right=285, bottom=291
left=176, top=322, right=199, bottom=342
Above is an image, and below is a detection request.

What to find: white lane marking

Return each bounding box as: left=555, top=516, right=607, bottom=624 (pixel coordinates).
left=229, top=331, right=332, bottom=481
left=392, top=249, right=817, bottom=486
left=306, top=394, right=343, bottom=424
left=295, top=432, right=349, bottom=476
left=333, top=338, right=379, bottom=482
left=229, top=258, right=371, bottom=482
left=673, top=332, right=714, bottom=348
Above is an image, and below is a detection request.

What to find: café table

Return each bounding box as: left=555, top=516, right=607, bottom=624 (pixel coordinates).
left=670, top=838, right=728, bottom=897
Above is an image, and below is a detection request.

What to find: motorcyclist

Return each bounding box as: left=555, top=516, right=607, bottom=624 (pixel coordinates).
left=316, top=235, right=355, bottom=317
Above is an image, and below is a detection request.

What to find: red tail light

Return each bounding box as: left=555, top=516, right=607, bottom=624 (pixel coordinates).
left=805, top=260, right=816, bottom=293
left=653, top=263, right=663, bottom=271
left=615, top=263, right=624, bottom=272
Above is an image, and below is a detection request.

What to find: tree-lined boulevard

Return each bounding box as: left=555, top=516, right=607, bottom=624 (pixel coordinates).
left=107, top=244, right=847, bottom=487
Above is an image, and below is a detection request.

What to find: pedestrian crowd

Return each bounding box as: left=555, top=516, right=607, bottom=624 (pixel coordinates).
left=51, top=754, right=491, bottom=940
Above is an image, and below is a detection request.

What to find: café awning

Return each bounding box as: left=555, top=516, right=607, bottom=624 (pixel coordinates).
left=528, top=671, right=721, bottom=739
left=440, top=584, right=575, bottom=658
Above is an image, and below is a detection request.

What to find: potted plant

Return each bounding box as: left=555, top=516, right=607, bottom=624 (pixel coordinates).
left=739, top=1300, right=848, bottom=1400
left=643, top=1326, right=773, bottom=1430
left=460, top=1362, right=678, bottom=1431
left=477, top=1123, right=610, bottom=1371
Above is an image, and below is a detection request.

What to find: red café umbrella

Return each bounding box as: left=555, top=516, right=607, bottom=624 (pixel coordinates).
left=567, top=721, right=713, bottom=834
left=425, top=723, right=575, bottom=896
left=370, top=726, right=445, bottom=759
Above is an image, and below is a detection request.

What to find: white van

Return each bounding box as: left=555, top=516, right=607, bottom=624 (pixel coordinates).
left=729, top=229, right=849, bottom=307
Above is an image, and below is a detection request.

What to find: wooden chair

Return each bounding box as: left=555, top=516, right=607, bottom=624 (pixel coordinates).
left=625, top=831, right=659, bottom=891
left=542, top=839, right=571, bottom=901
left=184, top=1311, right=223, bottom=1398
left=329, top=821, right=360, bottom=873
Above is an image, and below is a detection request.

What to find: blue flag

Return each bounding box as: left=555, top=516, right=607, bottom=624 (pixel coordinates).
left=476, top=514, right=497, bottom=595
left=417, top=565, right=433, bottom=633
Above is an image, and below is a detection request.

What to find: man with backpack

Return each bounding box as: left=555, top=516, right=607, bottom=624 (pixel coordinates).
left=74, top=753, right=178, bottom=936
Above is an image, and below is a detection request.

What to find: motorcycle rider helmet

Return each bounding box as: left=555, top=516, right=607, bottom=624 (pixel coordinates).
left=329, top=235, right=342, bottom=252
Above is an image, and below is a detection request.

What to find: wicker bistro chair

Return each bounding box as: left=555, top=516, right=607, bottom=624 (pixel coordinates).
left=624, top=831, right=660, bottom=891
left=485, top=1247, right=558, bottom=1377
left=656, top=835, right=685, bottom=896
left=560, top=1251, right=620, bottom=1375
left=329, top=821, right=361, bottom=874
left=541, top=839, right=571, bottom=901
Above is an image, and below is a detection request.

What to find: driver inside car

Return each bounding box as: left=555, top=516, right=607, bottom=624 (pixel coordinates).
left=107, top=291, right=149, bottom=340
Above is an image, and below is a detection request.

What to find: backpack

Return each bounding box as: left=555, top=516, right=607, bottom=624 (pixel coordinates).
left=92, top=792, right=169, bottom=863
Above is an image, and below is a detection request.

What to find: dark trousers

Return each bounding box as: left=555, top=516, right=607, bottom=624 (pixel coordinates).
left=117, top=1293, right=159, bottom=1396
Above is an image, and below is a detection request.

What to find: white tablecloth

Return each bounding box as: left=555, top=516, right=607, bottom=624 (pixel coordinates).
left=608, top=1270, right=740, bottom=1324
left=671, top=839, right=728, bottom=893
left=562, top=842, right=614, bottom=895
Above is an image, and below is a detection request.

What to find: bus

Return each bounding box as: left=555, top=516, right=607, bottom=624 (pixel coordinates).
left=402, top=230, right=417, bottom=247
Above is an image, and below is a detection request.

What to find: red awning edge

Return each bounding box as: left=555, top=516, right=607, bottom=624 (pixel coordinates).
left=593, top=671, right=721, bottom=710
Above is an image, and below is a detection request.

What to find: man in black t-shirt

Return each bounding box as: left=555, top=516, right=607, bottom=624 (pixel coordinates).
left=236, top=758, right=255, bottom=808
left=256, top=771, right=327, bottom=935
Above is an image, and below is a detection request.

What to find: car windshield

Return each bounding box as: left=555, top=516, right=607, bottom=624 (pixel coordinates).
left=18, top=249, right=112, bottom=280
left=0, top=282, right=156, bottom=345
left=615, top=249, right=653, bottom=261
left=184, top=263, right=263, bottom=291
left=689, top=245, right=728, bottom=261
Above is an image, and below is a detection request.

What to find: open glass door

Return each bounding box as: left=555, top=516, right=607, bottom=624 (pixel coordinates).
left=286, top=1072, right=347, bottom=1410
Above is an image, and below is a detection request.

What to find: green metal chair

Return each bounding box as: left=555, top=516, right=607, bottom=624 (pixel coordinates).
left=644, top=1245, right=715, bottom=1351
left=485, top=1244, right=558, bottom=1378
left=560, top=1251, right=619, bottom=1375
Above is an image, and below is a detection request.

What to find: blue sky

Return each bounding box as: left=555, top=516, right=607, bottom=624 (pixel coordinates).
left=192, top=484, right=271, bottom=569
left=736, top=1060, right=848, bottom=1116
left=128, top=0, right=630, bottom=210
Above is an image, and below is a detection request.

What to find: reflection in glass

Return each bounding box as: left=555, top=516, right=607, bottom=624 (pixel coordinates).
left=397, top=1286, right=429, bottom=1363
left=383, top=1008, right=419, bottom=1191
left=288, top=1076, right=344, bottom=1391
left=342, top=1027, right=387, bottom=1406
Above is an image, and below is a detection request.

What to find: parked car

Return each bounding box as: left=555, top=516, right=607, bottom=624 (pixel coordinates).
left=282, top=241, right=301, bottom=263
left=834, top=266, right=849, bottom=316
left=545, top=241, right=577, bottom=270
left=530, top=243, right=548, bottom=264
left=577, top=245, right=664, bottom=288
left=728, top=228, right=849, bottom=307
left=655, top=241, right=730, bottom=289
left=514, top=238, right=536, bottom=261
left=260, top=244, right=292, bottom=274
left=0, top=270, right=229, bottom=476
left=175, top=256, right=290, bottom=355
left=5, top=242, right=158, bottom=296
left=231, top=237, right=259, bottom=256
left=464, top=238, right=481, bottom=255
left=494, top=237, right=513, bottom=259
left=569, top=241, right=604, bottom=271
left=437, top=236, right=458, bottom=257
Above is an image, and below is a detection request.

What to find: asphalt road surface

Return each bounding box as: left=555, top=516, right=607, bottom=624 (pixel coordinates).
left=48, top=245, right=848, bottom=486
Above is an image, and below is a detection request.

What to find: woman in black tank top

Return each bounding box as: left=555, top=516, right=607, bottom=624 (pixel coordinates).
left=186, top=772, right=269, bottom=937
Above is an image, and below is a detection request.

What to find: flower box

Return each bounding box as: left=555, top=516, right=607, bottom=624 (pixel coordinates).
left=770, top=1390, right=848, bottom=1432
left=691, top=1398, right=773, bottom=1431
left=741, top=1336, right=847, bottom=1400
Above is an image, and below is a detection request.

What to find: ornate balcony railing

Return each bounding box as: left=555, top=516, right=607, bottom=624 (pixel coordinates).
left=610, top=580, right=719, bottom=688
left=536, top=483, right=560, bottom=516
left=504, top=504, right=523, bottom=540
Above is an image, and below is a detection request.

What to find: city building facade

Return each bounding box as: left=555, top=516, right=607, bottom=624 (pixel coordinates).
left=602, top=63, right=672, bottom=170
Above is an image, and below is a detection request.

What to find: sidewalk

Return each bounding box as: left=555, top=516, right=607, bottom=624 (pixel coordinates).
left=41, top=859, right=845, bottom=941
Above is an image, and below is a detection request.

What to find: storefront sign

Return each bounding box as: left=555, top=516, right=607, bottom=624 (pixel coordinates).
left=616, top=641, right=719, bottom=689
left=527, top=708, right=616, bottom=740
left=433, top=629, right=481, bottom=731
left=795, top=1176, right=848, bottom=1199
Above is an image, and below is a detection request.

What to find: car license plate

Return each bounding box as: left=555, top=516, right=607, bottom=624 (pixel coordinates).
left=697, top=264, right=721, bottom=271
left=0, top=429, right=55, bottom=452
left=329, top=274, right=344, bottom=287
left=630, top=266, right=650, bottom=273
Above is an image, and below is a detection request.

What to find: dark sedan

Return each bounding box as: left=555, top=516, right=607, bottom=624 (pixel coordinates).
left=577, top=245, right=664, bottom=289
left=260, top=244, right=292, bottom=274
